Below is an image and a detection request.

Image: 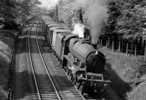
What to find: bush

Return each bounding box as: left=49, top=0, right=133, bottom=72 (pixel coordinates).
left=106, top=0, right=146, bottom=37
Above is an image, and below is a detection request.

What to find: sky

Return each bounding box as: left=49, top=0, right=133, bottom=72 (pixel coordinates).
left=38, top=0, right=60, bottom=10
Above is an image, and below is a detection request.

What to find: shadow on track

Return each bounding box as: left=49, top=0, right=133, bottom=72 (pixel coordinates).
left=13, top=37, right=74, bottom=100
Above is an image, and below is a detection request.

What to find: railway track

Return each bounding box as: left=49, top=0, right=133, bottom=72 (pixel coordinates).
left=26, top=31, right=62, bottom=100
left=13, top=22, right=120, bottom=100
left=26, top=30, right=41, bottom=100
left=25, top=26, right=85, bottom=100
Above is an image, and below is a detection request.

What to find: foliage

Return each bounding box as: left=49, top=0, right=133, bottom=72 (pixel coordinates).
left=0, top=0, right=41, bottom=30
left=106, top=0, right=146, bottom=37
left=57, top=0, right=76, bottom=25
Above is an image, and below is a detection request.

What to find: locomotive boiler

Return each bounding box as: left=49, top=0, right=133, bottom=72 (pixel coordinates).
left=61, top=35, right=110, bottom=95
left=69, top=39, right=105, bottom=73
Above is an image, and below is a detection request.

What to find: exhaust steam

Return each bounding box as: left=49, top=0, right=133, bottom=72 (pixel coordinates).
left=72, top=0, right=108, bottom=44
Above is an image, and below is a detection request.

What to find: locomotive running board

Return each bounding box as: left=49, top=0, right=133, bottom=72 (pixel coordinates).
left=80, top=78, right=111, bottom=83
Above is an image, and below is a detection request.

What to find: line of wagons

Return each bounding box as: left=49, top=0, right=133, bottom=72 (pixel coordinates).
left=45, top=22, right=111, bottom=97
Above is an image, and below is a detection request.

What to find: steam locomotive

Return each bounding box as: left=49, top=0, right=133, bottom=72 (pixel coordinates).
left=46, top=22, right=111, bottom=96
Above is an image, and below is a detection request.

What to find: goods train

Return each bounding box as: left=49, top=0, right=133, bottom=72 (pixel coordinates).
left=46, top=23, right=111, bottom=96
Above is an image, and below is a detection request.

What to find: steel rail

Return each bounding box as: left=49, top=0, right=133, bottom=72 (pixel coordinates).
left=34, top=28, right=62, bottom=100
left=26, top=30, right=42, bottom=100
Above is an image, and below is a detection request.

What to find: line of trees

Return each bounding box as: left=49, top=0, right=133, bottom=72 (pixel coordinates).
left=100, top=0, right=146, bottom=56
left=105, top=0, right=146, bottom=36
left=0, top=0, right=41, bottom=30
left=99, top=34, right=145, bottom=56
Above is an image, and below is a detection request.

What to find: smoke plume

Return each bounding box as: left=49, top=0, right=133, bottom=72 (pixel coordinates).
left=73, top=0, right=108, bottom=44
left=38, top=0, right=61, bottom=10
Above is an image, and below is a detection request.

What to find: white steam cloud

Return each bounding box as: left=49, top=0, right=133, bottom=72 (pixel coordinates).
left=38, top=0, right=60, bottom=9
left=86, top=0, right=108, bottom=44
left=72, top=0, right=108, bottom=44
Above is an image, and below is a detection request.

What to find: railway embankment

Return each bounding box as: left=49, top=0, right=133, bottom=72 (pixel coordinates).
left=0, top=30, right=18, bottom=100
left=99, top=47, right=146, bottom=100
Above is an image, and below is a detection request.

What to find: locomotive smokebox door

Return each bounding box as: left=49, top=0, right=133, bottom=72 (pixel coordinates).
left=86, top=51, right=106, bottom=74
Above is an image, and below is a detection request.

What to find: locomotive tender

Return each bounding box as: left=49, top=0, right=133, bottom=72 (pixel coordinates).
left=46, top=22, right=111, bottom=95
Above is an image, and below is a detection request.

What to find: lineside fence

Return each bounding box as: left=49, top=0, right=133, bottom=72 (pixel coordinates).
left=99, top=35, right=146, bottom=57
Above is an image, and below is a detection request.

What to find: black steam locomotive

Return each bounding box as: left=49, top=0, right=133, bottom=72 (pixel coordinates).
left=46, top=22, right=111, bottom=96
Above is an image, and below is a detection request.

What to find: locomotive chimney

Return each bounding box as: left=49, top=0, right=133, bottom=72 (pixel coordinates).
left=95, top=50, right=98, bottom=55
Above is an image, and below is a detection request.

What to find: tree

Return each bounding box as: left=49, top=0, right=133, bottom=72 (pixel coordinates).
left=106, top=0, right=146, bottom=38
left=0, top=0, right=41, bottom=30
